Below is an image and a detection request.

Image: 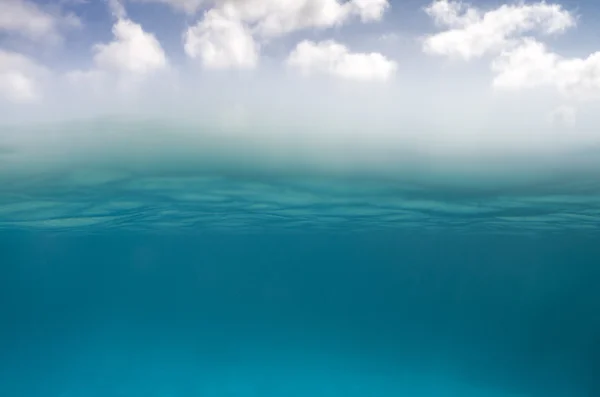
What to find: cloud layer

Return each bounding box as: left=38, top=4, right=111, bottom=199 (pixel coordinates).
left=1, top=0, right=593, bottom=96
left=0, top=0, right=599, bottom=151
left=423, top=0, right=574, bottom=59
left=287, top=40, right=397, bottom=82
left=0, top=49, right=48, bottom=103
left=0, top=0, right=81, bottom=42
left=184, top=9, right=259, bottom=69
left=183, top=0, right=390, bottom=69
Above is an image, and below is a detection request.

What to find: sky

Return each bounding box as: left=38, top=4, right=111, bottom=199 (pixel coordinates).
left=1, top=0, right=600, bottom=167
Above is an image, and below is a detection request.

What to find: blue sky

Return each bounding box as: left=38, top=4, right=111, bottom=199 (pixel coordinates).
left=2, top=0, right=600, bottom=160
left=7, top=0, right=600, bottom=67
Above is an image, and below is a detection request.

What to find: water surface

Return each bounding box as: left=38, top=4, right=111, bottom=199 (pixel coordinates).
left=0, top=119, right=599, bottom=397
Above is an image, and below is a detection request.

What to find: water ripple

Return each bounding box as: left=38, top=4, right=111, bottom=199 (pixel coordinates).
left=1, top=169, right=600, bottom=234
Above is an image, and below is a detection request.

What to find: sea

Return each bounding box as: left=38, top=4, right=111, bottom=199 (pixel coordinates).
left=0, top=117, right=599, bottom=397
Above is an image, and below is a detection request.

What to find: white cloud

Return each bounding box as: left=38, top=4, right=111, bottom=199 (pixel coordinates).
left=109, top=0, right=127, bottom=19
left=215, top=0, right=389, bottom=37
left=133, top=0, right=390, bottom=23
left=184, top=9, right=259, bottom=69
left=93, top=18, right=168, bottom=75
left=0, top=0, right=81, bottom=42
left=65, top=1, right=168, bottom=94
left=351, top=0, right=390, bottom=22
left=0, top=71, right=38, bottom=103
left=287, top=40, right=397, bottom=82
left=184, top=0, right=390, bottom=69
left=491, top=39, right=558, bottom=90
left=492, top=38, right=600, bottom=101
left=422, top=1, right=600, bottom=107
left=423, top=0, right=575, bottom=60
left=0, top=50, right=47, bottom=103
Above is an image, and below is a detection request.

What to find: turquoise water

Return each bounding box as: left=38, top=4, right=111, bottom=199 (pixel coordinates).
left=1, top=119, right=599, bottom=397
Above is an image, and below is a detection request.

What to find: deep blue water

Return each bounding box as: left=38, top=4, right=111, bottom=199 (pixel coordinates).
left=1, top=119, right=600, bottom=397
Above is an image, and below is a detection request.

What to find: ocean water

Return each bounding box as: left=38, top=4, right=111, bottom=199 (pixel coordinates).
left=1, top=118, right=599, bottom=397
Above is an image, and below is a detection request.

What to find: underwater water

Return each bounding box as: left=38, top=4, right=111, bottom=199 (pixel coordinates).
left=1, top=119, right=599, bottom=397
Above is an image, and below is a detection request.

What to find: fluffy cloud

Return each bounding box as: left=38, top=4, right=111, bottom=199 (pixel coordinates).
left=423, top=0, right=575, bottom=60
left=0, top=50, right=47, bottom=103
left=184, top=0, right=390, bottom=69
left=0, top=0, right=81, bottom=42
left=422, top=1, right=600, bottom=106
left=491, top=39, right=559, bottom=90
left=287, top=40, right=397, bottom=82
left=214, top=0, right=389, bottom=37
left=93, top=18, right=168, bottom=75
left=351, top=0, right=390, bottom=22
left=492, top=38, right=600, bottom=101
left=0, top=1, right=80, bottom=103
left=66, top=2, right=168, bottom=90
left=184, top=9, right=259, bottom=69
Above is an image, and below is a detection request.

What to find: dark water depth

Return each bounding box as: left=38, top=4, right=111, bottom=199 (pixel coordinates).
left=1, top=232, right=599, bottom=397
